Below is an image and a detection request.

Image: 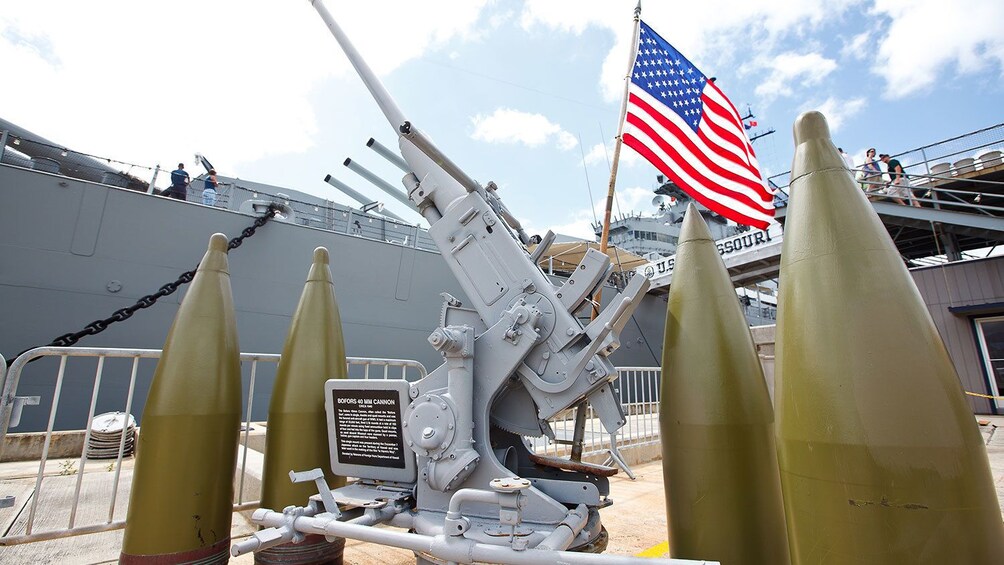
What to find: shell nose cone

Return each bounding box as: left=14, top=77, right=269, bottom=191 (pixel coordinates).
left=790, top=111, right=846, bottom=179
left=679, top=203, right=714, bottom=243
left=307, top=246, right=334, bottom=283
left=792, top=111, right=831, bottom=146
left=209, top=232, right=229, bottom=252
left=313, top=246, right=330, bottom=265
left=199, top=233, right=231, bottom=274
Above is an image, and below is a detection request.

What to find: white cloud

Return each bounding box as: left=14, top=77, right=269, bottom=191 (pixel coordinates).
left=840, top=31, right=872, bottom=61
left=548, top=209, right=601, bottom=240
left=613, top=186, right=660, bottom=213
left=546, top=185, right=660, bottom=240
left=583, top=143, right=609, bottom=167
left=519, top=0, right=621, bottom=35
left=754, top=52, right=838, bottom=100
left=871, top=0, right=1004, bottom=98
left=470, top=108, right=578, bottom=151
left=520, top=0, right=861, bottom=103
left=804, top=96, right=866, bottom=132
left=555, top=131, right=579, bottom=151
left=584, top=141, right=641, bottom=167
left=0, top=1, right=488, bottom=171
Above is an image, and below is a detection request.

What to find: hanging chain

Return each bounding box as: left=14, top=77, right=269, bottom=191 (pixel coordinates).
left=7, top=204, right=280, bottom=364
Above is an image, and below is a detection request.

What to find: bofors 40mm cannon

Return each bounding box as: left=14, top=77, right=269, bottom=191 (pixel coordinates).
left=232, top=2, right=711, bottom=564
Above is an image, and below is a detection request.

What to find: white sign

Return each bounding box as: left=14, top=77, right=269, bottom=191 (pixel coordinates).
left=637, top=224, right=784, bottom=281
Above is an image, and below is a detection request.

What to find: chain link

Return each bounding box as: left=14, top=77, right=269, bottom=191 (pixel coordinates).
left=9, top=204, right=279, bottom=364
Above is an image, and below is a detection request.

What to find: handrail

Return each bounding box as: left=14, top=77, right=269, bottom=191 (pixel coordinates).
left=0, top=347, right=658, bottom=549
left=1, top=129, right=438, bottom=255
left=892, top=122, right=1004, bottom=157
left=0, top=348, right=428, bottom=446
left=768, top=122, right=1004, bottom=210
left=0, top=346, right=429, bottom=547
left=771, top=167, right=1004, bottom=218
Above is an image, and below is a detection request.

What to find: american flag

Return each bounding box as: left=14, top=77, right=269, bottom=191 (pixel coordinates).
left=622, top=21, right=774, bottom=229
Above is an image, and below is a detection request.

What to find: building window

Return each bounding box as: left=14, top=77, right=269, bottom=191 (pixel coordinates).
left=975, top=316, right=1004, bottom=411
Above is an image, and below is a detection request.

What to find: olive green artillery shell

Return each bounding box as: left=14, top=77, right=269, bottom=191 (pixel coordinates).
left=260, top=247, right=347, bottom=511
left=121, top=233, right=242, bottom=559
left=775, top=111, right=1004, bottom=564
left=660, top=204, right=790, bottom=565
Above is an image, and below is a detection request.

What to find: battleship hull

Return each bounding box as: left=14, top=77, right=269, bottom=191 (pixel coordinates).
left=0, top=162, right=665, bottom=431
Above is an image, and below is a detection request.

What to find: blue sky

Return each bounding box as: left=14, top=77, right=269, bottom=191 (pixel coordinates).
left=2, top=0, right=1002, bottom=238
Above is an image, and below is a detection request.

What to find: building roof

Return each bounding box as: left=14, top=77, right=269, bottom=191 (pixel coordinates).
left=531, top=241, right=649, bottom=273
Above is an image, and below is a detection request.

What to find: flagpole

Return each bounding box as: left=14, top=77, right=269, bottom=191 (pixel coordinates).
left=594, top=1, right=642, bottom=318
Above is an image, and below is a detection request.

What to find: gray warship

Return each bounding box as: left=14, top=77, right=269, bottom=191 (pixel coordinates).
left=5, top=108, right=1002, bottom=434
left=0, top=115, right=668, bottom=433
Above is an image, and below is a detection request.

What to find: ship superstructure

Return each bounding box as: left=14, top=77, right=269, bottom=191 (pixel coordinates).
left=594, top=178, right=740, bottom=261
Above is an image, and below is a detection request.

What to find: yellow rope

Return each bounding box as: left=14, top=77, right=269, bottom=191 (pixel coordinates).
left=965, top=391, right=1004, bottom=401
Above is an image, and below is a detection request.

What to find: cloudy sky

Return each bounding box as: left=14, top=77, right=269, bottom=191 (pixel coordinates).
left=2, top=0, right=1002, bottom=238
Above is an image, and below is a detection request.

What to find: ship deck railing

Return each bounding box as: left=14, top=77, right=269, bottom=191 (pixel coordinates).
left=0, top=347, right=663, bottom=547
left=769, top=122, right=1004, bottom=209
left=0, top=127, right=444, bottom=255
left=1, top=129, right=664, bottom=294
left=215, top=183, right=443, bottom=252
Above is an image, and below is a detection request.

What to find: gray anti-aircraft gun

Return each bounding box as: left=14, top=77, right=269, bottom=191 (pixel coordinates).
left=233, top=3, right=708, bottom=564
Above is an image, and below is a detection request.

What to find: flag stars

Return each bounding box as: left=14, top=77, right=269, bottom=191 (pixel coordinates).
left=631, top=26, right=710, bottom=133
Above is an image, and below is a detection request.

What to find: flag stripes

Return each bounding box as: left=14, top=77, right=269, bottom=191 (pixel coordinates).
left=622, top=21, right=774, bottom=229
left=625, top=89, right=772, bottom=225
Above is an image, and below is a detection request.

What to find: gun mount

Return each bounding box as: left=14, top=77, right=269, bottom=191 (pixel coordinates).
left=233, top=3, right=700, bottom=564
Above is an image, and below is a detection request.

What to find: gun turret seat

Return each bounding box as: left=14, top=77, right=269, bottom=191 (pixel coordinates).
left=528, top=453, right=618, bottom=477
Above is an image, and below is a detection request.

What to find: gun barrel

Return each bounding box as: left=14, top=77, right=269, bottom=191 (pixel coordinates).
left=309, top=0, right=406, bottom=132
left=402, top=125, right=482, bottom=195
left=323, top=174, right=408, bottom=222
left=310, top=0, right=481, bottom=218
left=366, top=138, right=409, bottom=172
left=343, top=158, right=416, bottom=211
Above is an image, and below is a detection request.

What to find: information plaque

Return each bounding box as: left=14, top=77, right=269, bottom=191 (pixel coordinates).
left=332, top=388, right=405, bottom=468
left=324, top=379, right=415, bottom=483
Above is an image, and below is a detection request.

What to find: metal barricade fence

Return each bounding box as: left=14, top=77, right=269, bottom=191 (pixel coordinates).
left=0, top=348, right=661, bottom=546
left=0, top=347, right=427, bottom=546
left=524, top=367, right=661, bottom=479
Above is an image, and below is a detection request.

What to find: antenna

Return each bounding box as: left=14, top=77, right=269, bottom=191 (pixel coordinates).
left=749, top=129, right=776, bottom=143
left=739, top=106, right=775, bottom=144
left=651, top=195, right=666, bottom=208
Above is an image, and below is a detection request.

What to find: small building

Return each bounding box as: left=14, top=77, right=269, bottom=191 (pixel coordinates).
left=911, top=256, right=1004, bottom=414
